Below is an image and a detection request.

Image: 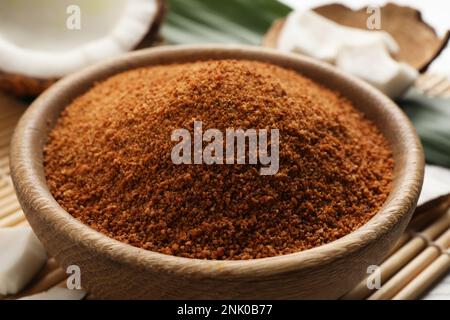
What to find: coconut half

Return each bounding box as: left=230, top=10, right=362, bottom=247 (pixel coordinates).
left=263, top=3, right=450, bottom=72
left=0, top=0, right=164, bottom=98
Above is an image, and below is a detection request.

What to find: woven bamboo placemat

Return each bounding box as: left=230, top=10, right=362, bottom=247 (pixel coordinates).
left=0, top=95, right=27, bottom=229
left=0, top=95, right=69, bottom=300
left=0, top=80, right=449, bottom=299
left=415, top=74, right=450, bottom=98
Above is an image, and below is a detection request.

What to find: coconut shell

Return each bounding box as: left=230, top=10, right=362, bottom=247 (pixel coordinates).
left=136, top=0, right=167, bottom=49
left=263, top=3, right=450, bottom=72
left=0, top=72, right=55, bottom=99
left=0, top=0, right=166, bottom=99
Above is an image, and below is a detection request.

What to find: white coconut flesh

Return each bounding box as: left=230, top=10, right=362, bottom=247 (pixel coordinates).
left=277, top=10, right=399, bottom=63
left=0, top=0, right=159, bottom=78
left=336, top=43, right=418, bottom=98
left=277, top=10, right=419, bottom=98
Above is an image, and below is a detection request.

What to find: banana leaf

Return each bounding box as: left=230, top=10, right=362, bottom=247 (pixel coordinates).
left=400, top=90, right=450, bottom=167
left=161, top=0, right=291, bottom=45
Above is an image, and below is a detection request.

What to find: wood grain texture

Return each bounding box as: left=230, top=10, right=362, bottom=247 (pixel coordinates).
left=9, top=45, right=424, bottom=299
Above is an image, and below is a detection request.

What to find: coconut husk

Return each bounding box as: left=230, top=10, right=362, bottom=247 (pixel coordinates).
left=136, top=0, right=167, bottom=49
left=263, top=3, right=450, bottom=72
left=0, top=73, right=55, bottom=100
left=0, top=0, right=166, bottom=99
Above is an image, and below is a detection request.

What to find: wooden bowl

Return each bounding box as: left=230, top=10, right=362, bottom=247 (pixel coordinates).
left=10, top=45, right=424, bottom=299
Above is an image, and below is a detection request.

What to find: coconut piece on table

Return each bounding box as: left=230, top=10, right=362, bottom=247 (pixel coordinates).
left=273, top=10, right=418, bottom=99
left=0, top=0, right=165, bottom=98
left=263, top=3, right=450, bottom=98
left=0, top=226, right=47, bottom=295
left=336, top=43, right=418, bottom=98
left=314, top=3, right=450, bottom=72
left=276, top=10, right=398, bottom=63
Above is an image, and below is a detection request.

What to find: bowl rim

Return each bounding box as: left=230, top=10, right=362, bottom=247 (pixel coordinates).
left=10, top=44, right=424, bottom=279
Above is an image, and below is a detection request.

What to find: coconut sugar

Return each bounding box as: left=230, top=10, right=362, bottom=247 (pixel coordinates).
left=44, top=60, right=393, bottom=260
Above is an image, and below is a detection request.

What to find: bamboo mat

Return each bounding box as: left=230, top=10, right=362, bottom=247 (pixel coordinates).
left=0, top=95, right=69, bottom=300
left=0, top=95, right=27, bottom=229
left=415, top=74, right=450, bottom=98
left=0, top=84, right=449, bottom=300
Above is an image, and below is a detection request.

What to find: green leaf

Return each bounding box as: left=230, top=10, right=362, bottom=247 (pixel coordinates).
left=400, top=90, right=450, bottom=167
left=161, top=0, right=291, bottom=45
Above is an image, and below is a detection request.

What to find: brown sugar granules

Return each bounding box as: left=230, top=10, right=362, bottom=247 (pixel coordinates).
left=44, top=59, right=393, bottom=260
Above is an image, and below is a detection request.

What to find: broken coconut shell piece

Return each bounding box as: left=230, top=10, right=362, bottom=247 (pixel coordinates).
left=267, top=10, right=418, bottom=99
left=314, top=3, right=450, bottom=72
left=263, top=3, right=450, bottom=72
left=0, top=0, right=165, bottom=99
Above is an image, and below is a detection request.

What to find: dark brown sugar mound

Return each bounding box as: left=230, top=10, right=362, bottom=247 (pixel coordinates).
left=44, top=59, right=393, bottom=260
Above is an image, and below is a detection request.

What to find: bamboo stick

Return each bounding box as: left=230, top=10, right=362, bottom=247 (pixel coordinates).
left=19, top=281, right=87, bottom=300
left=9, top=268, right=67, bottom=300
left=0, top=96, right=25, bottom=111
left=368, top=228, right=450, bottom=299
left=415, top=74, right=448, bottom=93
left=0, top=155, right=9, bottom=167
left=0, top=133, right=13, bottom=149
left=342, top=211, right=450, bottom=299
left=16, top=219, right=29, bottom=227
left=429, top=81, right=450, bottom=97
left=35, top=259, right=59, bottom=279
left=0, top=184, right=13, bottom=199
left=393, top=254, right=450, bottom=300
left=0, top=201, right=20, bottom=219
left=0, top=109, right=23, bottom=123
left=0, top=165, right=10, bottom=176
left=0, top=192, right=18, bottom=207
left=0, top=107, right=21, bottom=118
left=414, top=73, right=436, bottom=86
left=0, top=124, right=15, bottom=140
left=0, top=146, right=10, bottom=159
left=411, top=200, right=450, bottom=231
left=0, top=210, right=25, bottom=227
left=386, top=233, right=411, bottom=258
